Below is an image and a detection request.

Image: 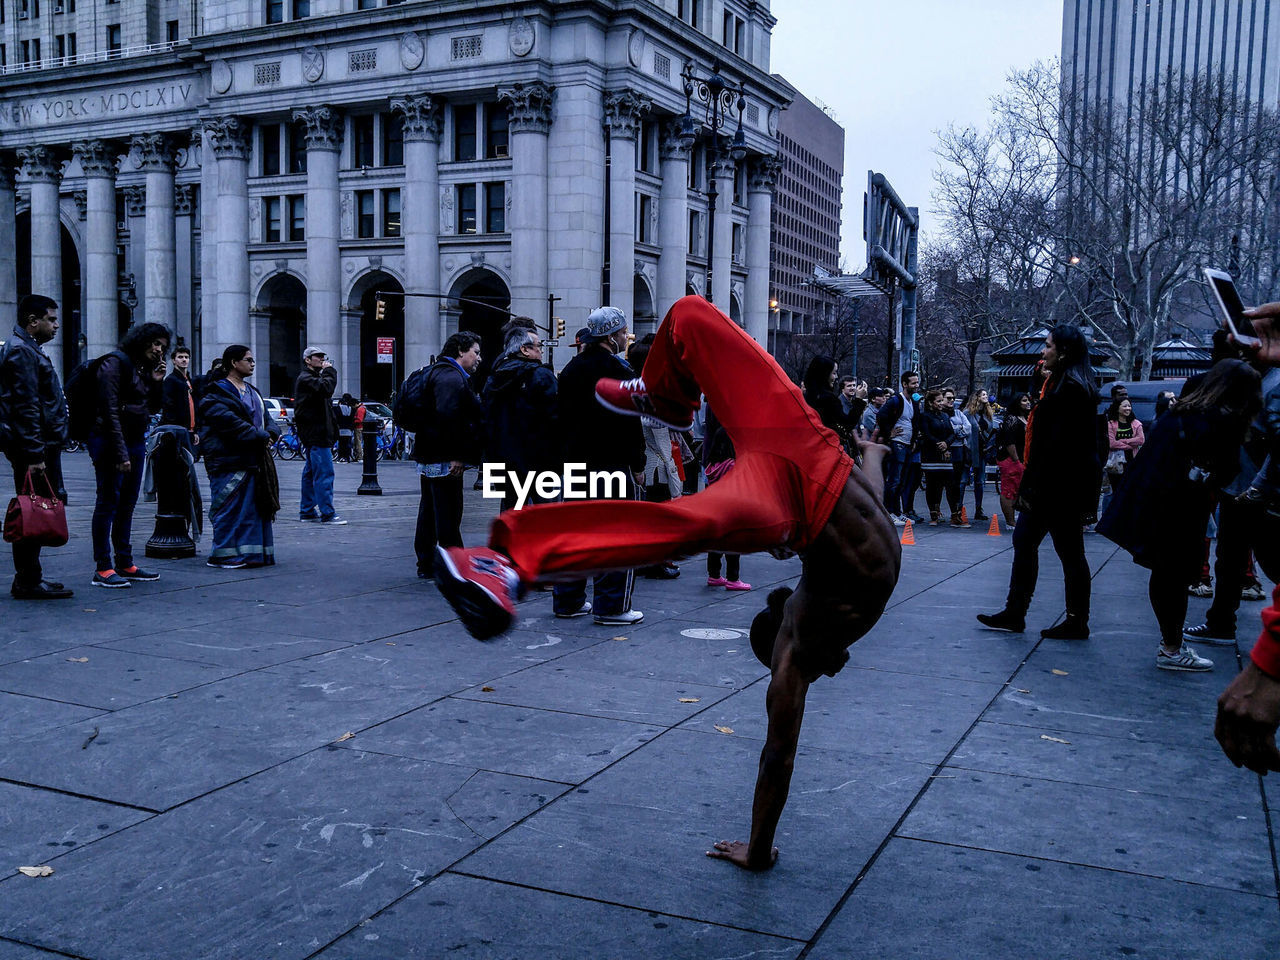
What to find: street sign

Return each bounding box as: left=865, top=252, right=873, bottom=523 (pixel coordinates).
left=376, top=337, right=395, bottom=364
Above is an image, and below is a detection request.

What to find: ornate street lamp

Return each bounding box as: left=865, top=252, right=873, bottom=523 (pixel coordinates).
left=680, top=59, right=747, bottom=301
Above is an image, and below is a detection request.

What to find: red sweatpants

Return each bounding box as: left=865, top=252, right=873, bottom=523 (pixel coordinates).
left=490, top=296, right=853, bottom=583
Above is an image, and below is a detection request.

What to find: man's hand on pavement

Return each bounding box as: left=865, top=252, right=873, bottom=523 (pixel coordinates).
left=1216, top=662, right=1280, bottom=774
left=706, top=839, right=778, bottom=871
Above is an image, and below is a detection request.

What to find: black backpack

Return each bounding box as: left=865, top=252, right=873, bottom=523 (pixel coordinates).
left=392, top=365, right=436, bottom=434
left=64, top=351, right=120, bottom=442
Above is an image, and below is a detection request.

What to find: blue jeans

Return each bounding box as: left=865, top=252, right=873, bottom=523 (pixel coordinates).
left=87, top=436, right=147, bottom=572
left=883, top=442, right=911, bottom=514
left=300, top=445, right=335, bottom=519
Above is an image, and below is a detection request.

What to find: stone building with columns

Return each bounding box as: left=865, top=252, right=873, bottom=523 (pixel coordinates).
left=0, top=0, right=792, bottom=399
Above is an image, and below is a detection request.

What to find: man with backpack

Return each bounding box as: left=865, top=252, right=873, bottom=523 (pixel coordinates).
left=0, top=294, right=73, bottom=599
left=395, top=331, right=484, bottom=579
left=876, top=370, right=924, bottom=524
left=294, top=347, right=345, bottom=525
left=482, top=325, right=558, bottom=512
left=84, top=321, right=171, bottom=588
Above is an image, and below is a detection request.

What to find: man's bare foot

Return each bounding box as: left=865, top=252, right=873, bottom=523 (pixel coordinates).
left=706, top=839, right=778, bottom=871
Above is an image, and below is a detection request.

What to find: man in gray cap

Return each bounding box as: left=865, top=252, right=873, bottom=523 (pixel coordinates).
left=293, top=346, right=345, bottom=524
left=548, top=306, right=647, bottom=625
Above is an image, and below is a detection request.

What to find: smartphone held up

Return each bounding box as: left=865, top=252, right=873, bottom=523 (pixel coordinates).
left=1203, top=266, right=1262, bottom=348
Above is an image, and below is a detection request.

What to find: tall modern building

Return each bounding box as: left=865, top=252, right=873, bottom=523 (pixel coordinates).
left=768, top=81, right=843, bottom=358
left=0, top=0, right=793, bottom=398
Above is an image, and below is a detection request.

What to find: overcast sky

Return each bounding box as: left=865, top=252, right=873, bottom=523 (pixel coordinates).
left=769, top=0, right=1064, bottom=268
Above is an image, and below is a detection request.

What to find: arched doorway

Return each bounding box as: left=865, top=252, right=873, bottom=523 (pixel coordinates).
left=448, top=269, right=510, bottom=387
left=351, top=271, right=405, bottom=403
left=633, top=276, right=657, bottom=338
left=729, top=293, right=742, bottom=326
left=15, top=212, right=84, bottom=379
left=256, top=273, right=307, bottom=396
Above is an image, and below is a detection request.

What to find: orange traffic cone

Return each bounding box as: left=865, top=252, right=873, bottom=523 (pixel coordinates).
left=987, top=514, right=1001, bottom=536
left=900, top=519, right=915, bottom=546
left=961, top=506, right=969, bottom=524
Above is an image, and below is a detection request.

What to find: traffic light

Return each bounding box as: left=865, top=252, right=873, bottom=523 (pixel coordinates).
left=375, top=298, right=386, bottom=323
left=554, top=317, right=565, bottom=338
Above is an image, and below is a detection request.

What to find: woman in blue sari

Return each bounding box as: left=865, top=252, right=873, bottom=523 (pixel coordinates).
left=198, top=344, right=280, bottom=568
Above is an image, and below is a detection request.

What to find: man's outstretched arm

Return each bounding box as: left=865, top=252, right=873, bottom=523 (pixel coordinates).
left=707, top=640, right=808, bottom=871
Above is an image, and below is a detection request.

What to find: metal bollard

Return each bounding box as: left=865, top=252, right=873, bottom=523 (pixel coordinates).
left=357, top=417, right=383, bottom=495
left=146, top=431, right=198, bottom=558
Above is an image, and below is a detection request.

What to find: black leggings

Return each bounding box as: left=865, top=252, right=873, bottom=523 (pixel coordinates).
left=707, top=552, right=740, bottom=581
left=1148, top=566, right=1189, bottom=647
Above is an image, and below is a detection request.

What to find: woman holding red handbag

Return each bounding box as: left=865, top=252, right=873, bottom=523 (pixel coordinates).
left=0, top=294, right=73, bottom=599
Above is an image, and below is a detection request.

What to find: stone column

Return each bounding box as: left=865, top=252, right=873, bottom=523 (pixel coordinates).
left=197, top=128, right=218, bottom=364
left=134, top=133, right=178, bottom=332
left=73, top=140, right=121, bottom=359
left=174, top=184, right=195, bottom=354
left=746, top=153, right=781, bottom=347
left=293, top=105, right=343, bottom=371
left=602, top=91, right=650, bottom=320
left=340, top=308, right=362, bottom=398
left=656, top=122, right=693, bottom=318
left=0, top=157, right=18, bottom=335
left=391, top=94, right=441, bottom=375
left=497, top=82, right=554, bottom=320
left=710, top=157, right=735, bottom=311
left=208, top=118, right=251, bottom=349
left=20, top=146, right=64, bottom=372
left=249, top=308, right=271, bottom=387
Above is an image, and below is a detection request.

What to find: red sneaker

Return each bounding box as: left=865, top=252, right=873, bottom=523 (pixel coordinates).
left=594, top=378, right=694, bottom=431
left=434, top=546, right=522, bottom=640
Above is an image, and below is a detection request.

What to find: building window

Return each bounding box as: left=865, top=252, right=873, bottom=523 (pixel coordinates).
left=292, top=0, right=309, bottom=17
left=260, top=124, right=281, bottom=176
left=166, top=20, right=179, bottom=42
left=351, top=115, right=375, bottom=168
left=688, top=210, right=701, bottom=257
left=678, top=0, right=701, bottom=29
left=723, top=11, right=743, bottom=54
left=485, top=182, right=505, bottom=233
left=382, top=189, right=400, bottom=238
left=453, top=105, right=477, bottom=162
left=67, top=32, right=76, bottom=56
left=355, top=190, right=375, bottom=238
left=356, top=0, right=377, bottom=8
left=731, top=223, right=743, bottom=263
left=451, top=35, right=482, bottom=60
left=456, top=184, right=477, bottom=234
left=485, top=104, right=509, bottom=159
left=266, top=0, right=283, bottom=23
left=106, top=24, right=121, bottom=57
left=382, top=112, right=404, bottom=166
left=637, top=121, right=658, bottom=174
left=287, top=122, right=307, bottom=174
left=264, top=197, right=281, bottom=242
left=287, top=194, right=305, bottom=241
left=54, top=34, right=65, bottom=58
left=637, top=194, right=654, bottom=243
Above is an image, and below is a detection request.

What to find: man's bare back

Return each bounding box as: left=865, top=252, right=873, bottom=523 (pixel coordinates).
left=708, top=442, right=901, bottom=870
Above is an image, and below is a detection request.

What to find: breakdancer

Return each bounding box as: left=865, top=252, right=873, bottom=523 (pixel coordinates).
left=435, top=295, right=902, bottom=870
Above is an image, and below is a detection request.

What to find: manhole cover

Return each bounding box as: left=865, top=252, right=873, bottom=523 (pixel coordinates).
left=680, top=628, right=742, bottom=640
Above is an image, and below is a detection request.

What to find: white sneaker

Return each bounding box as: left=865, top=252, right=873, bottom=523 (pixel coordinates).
left=1156, top=642, right=1214, bottom=672
left=555, top=602, right=592, bottom=619
left=594, top=609, right=644, bottom=626
left=891, top=514, right=907, bottom=526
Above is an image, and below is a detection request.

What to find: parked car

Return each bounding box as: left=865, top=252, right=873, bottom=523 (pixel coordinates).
left=264, top=397, right=295, bottom=422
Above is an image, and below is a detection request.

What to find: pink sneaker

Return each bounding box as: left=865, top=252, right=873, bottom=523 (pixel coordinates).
left=706, top=576, right=728, bottom=587
left=594, top=378, right=695, bottom=431
left=434, top=546, right=523, bottom=640
left=724, top=580, right=753, bottom=591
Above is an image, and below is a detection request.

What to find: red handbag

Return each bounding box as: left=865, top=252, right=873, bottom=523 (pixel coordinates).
left=4, top=470, right=69, bottom=547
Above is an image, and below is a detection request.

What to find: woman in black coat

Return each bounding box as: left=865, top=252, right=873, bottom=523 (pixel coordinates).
left=198, top=344, right=281, bottom=569
left=802, top=356, right=852, bottom=449
left=1098, top=359, right=1261, bottom=671
left=978, top=325, right=1100, bottom=639
left=918, top=389, right=961, bottom=525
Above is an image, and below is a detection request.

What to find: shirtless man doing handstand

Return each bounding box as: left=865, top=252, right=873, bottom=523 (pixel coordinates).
left=435, top=295, right=902, bottom=870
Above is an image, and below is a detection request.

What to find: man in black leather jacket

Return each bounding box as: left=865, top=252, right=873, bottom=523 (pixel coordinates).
left=293, top=347, right=343, bottom=524
left=412, top=331, right=484, bottom=578
left=0, top=294, right=73, bottom=599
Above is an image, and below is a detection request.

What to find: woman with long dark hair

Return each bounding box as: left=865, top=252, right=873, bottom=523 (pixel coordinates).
left=198, top=344, right=281, bottom=568
left=802, top=355, right=848, bottom=441
left=1099, top=359, right=1261, bottom=671
left=977, top=325, right=1099, bottom=639
left=964, top=389, right=996, bottom=522
left=918, top=389, right=963, bottom=525
left=1103, top=396, right=1145, bottom=497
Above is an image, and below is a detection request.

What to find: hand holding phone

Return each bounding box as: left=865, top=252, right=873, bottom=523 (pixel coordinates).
left=1203, top=267, right=1261, bottom=348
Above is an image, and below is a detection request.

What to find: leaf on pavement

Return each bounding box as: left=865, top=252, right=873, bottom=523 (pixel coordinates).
left=1051, top=669, right=1069, bottom=676
left=18, top=866, right=53, bottom=878
left=385, top=642, right=396, bottom=646
left=333, top=732, right=355, bottom=743
left=82, top=608, right=96, bottom=613
left=1016, top=688, right=1031, bottom=694
left=1040, top=735, right=1071, bottom=744
left=612, top=636, right=628, bottom=642
left=714, top=725, right=734, bottom=735
left=481, top=686, right=495, bottom=692
left=678, top=697, right=701, bottom=703
left=66, top=657, right=89, bottom=663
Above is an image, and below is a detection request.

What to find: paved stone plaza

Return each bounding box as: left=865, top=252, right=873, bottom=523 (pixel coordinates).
left=1, top=455, right=1277, bottom=959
